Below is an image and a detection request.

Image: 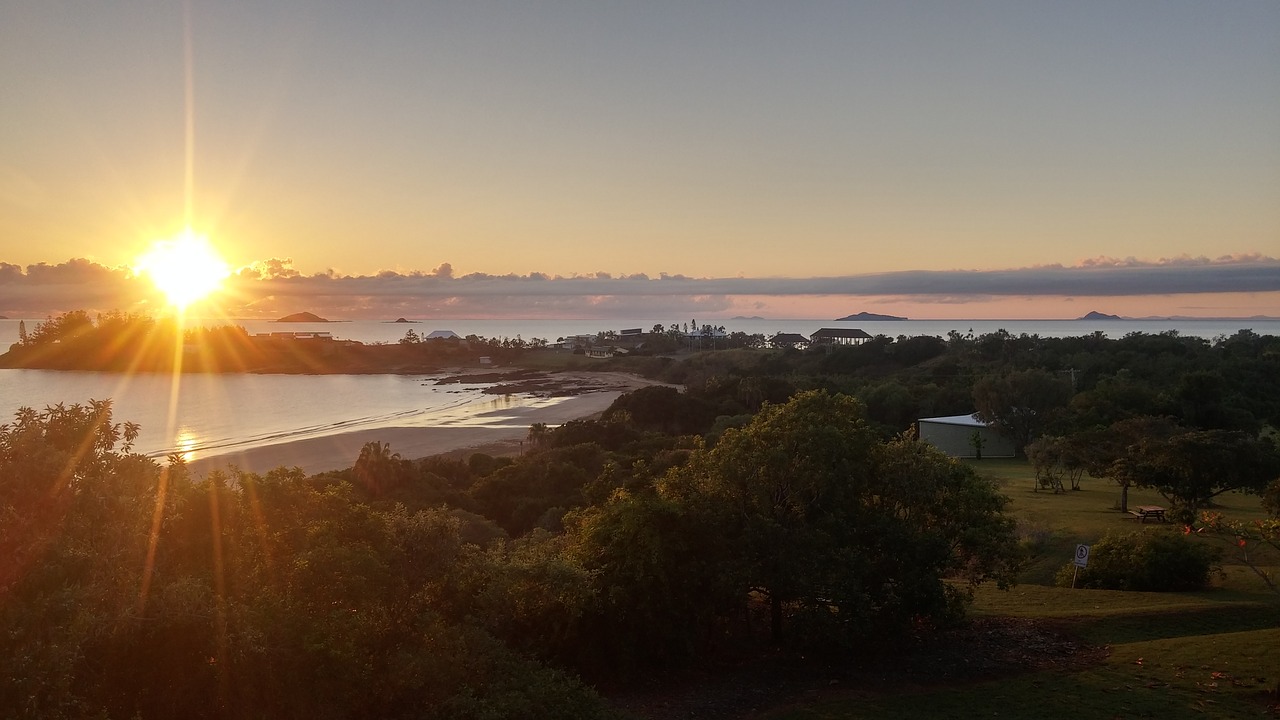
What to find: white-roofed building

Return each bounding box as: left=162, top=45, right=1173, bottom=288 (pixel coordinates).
left=917, top=414, right=1015, bottom=458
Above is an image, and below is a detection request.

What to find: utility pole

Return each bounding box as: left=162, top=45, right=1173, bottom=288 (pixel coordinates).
left=1062, top=367, right=1078, bottom=392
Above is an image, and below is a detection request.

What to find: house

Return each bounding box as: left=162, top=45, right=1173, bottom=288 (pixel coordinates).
left=809, top=328, right=872, bottom=346
left=769, top=332, right=809, bottom=349
left=916, top=414, right=1015, bottom=458
left=586, top=346, right=615, bottom=359
left=425, top=330, right=461, bottom=340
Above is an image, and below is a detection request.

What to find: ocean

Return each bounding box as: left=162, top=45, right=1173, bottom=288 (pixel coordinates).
left=2, top=316, right=1275, bottom=465
left=0, top=369, right=565, bottom=464
left=3, top=315, right=1277, bottom=349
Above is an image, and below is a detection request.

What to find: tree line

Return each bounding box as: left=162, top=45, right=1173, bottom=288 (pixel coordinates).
left=3, top=325, right=1279, bottom=716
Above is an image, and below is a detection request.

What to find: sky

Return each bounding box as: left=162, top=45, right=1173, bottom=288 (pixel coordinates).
left=1, top=1, right=1277, bottom=320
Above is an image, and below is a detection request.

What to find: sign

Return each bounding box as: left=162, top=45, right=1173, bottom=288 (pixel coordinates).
left=1072, top=544, right=1090, bottom=568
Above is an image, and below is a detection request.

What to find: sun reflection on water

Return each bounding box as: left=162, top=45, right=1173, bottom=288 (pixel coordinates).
left=171, top=428, right=201, bottom=462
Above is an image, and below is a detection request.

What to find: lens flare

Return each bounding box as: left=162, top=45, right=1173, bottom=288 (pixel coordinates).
left=134, top=229, right=230, bottom=310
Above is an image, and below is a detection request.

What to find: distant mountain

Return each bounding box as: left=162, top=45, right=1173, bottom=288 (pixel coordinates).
left=835, top=312, right=907, bottom=321
left=276, top=311, right=329, bottom=323
left=1079, top=311, right=1123, bottom=320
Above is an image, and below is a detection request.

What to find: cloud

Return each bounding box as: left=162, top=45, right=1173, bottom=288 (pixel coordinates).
left=1, top=255, right=1276, bottom=319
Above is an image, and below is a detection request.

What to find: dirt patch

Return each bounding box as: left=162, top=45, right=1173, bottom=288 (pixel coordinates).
left=606, top=617, right=1107, bottom=720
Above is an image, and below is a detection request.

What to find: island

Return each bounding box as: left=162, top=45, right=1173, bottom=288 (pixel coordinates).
left=835, top=311, right=907, bottom=321
left=276, top=311, right=330, bottom=323
left=388, top=317, right=420, bottom=323
left=1079, top=311, right=1123, bottom=320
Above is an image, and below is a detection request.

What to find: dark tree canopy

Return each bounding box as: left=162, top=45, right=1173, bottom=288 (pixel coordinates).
left=973, top=369, right=1072, bottom=456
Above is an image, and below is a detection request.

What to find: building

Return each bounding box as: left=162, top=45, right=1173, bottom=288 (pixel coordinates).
left=425, top=330, right=461, bottom=340
left=769, top=332, right=809, bottom=349
left=916, top=414, right=1015, bottom=458
left=809, top=328, right=872, bottom=346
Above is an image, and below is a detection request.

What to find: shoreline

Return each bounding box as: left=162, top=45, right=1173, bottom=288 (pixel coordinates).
left=182, top=371, right=662, bottom=477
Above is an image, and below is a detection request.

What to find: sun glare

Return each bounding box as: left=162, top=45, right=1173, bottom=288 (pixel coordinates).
left=135, top=229, right=230, bottom=310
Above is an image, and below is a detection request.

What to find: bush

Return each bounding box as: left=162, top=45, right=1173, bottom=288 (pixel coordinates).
left=1055, top=530, right=1221, bottom=591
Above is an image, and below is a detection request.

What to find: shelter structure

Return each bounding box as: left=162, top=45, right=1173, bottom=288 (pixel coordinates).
left=769, top=332, right=809, bottom=349
left=810, top=328, right=872, bottom=346
left=916, top=414, right=1015, bottom=458
left=425, top=330, right=461, bottom=340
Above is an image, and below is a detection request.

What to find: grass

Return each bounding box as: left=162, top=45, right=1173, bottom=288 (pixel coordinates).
left=777, top=626, right=1280, bottom=719
left=763, top=459, right=1280, bottom=720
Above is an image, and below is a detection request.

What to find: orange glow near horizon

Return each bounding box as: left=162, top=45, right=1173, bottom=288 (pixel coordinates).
left=134, top=229, right=231, bottom=311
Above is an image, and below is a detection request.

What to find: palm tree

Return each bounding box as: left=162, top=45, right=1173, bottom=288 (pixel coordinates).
left=354, top=441, right=401, bottom=497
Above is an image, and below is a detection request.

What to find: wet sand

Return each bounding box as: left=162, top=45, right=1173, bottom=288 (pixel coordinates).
left=183, top=371, right=661, bottom=476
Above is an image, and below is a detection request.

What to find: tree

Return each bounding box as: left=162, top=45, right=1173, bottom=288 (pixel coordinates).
left=1197, top=511, right=1280, bottom=597
left=969, top=430, right=987, bottom=461
left=353, top=440, right=403, bottom=497
left=1026, top=434, right=1098, bottom=492
left=21, top=310, right=94, bottom=346
left=973, top=369, right=1072, bottom=456
left=662, top=390, right=1019, bottom=647
left=1124, top=429, right=1280, bottom=522
left=1085, top=416, right=1182, bottom=512
left=563, top=488, right=738, bottom=668
left=1091, top=418, right=1280, bottom=521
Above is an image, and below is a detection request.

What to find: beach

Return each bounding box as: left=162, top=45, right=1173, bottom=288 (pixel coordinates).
left=183, top=371, right=662, bottom=476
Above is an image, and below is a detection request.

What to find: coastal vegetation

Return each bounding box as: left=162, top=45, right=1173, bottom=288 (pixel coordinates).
left=2, top=315, right=1279, bottom=717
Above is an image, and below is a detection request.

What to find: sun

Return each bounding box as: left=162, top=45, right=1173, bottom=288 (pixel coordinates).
left=134, top=229, right=231, bottom=310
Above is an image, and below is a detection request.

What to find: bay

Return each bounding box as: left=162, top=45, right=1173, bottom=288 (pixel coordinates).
left=0, top=369, right=562, bottom=463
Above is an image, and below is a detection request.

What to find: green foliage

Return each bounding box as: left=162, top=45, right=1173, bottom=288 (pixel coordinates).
left=1055, top=530, right=1222, bottom=592
left=563, top=488, right=739, bottom=668
left=1105, top=423, right=1280, bottom=521
left=1264, top=476, right=1280, bottom=518
left=1026, top=434, right=1096, bottom=492
left=469, top=443, right=607, bottom=535
left=0, top=404, right=617, bottom=719
left=973, top=369, right=1072, bottom=455
left=661, top=391, right=1020, bottom=649
left=602, top=384, right=718, bottom=435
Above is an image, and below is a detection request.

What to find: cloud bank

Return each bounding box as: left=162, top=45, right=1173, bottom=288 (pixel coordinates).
left=1, top=254, right=1276, bottom=320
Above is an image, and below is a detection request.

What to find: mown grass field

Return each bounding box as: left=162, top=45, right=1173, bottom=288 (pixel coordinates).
left=766, top=459, right=1280, bottom=719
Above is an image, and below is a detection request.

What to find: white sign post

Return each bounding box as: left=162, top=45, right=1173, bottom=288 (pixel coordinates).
left=1071, top=544, right=1090, bottom=588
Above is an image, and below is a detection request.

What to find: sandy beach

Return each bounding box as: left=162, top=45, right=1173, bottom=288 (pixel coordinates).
left=184, top=371, right=662, bottom=477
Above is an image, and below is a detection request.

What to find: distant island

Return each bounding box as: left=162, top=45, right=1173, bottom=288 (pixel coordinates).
left=387, top=317, right=420, bottom=323
left=835, top=312, right=907, bottom=321
left=731, top=315, right=765, bottom=320
left=1079, top=311, right=1124, bottom=320
left=276, top=311, right=330, bottom=323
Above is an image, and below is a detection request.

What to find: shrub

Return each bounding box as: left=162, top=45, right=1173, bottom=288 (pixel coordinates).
left=1055, top=530, right=1221, bottom=591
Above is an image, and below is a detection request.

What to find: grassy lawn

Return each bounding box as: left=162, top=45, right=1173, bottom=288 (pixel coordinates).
left=764, top=459, right=1280, bottom=720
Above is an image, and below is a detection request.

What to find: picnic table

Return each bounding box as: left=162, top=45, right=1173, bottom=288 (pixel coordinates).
left=1128, top=505, right=1166, bottom=523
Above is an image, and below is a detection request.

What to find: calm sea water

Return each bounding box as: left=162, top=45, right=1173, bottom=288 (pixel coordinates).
left=0, top=369, right=563, bottom=463
left=3, top=316, right=1276, bottom=348
left=2, top=316, right=1274, bottom=463
left=224, top=316, right=1280, bottom=344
